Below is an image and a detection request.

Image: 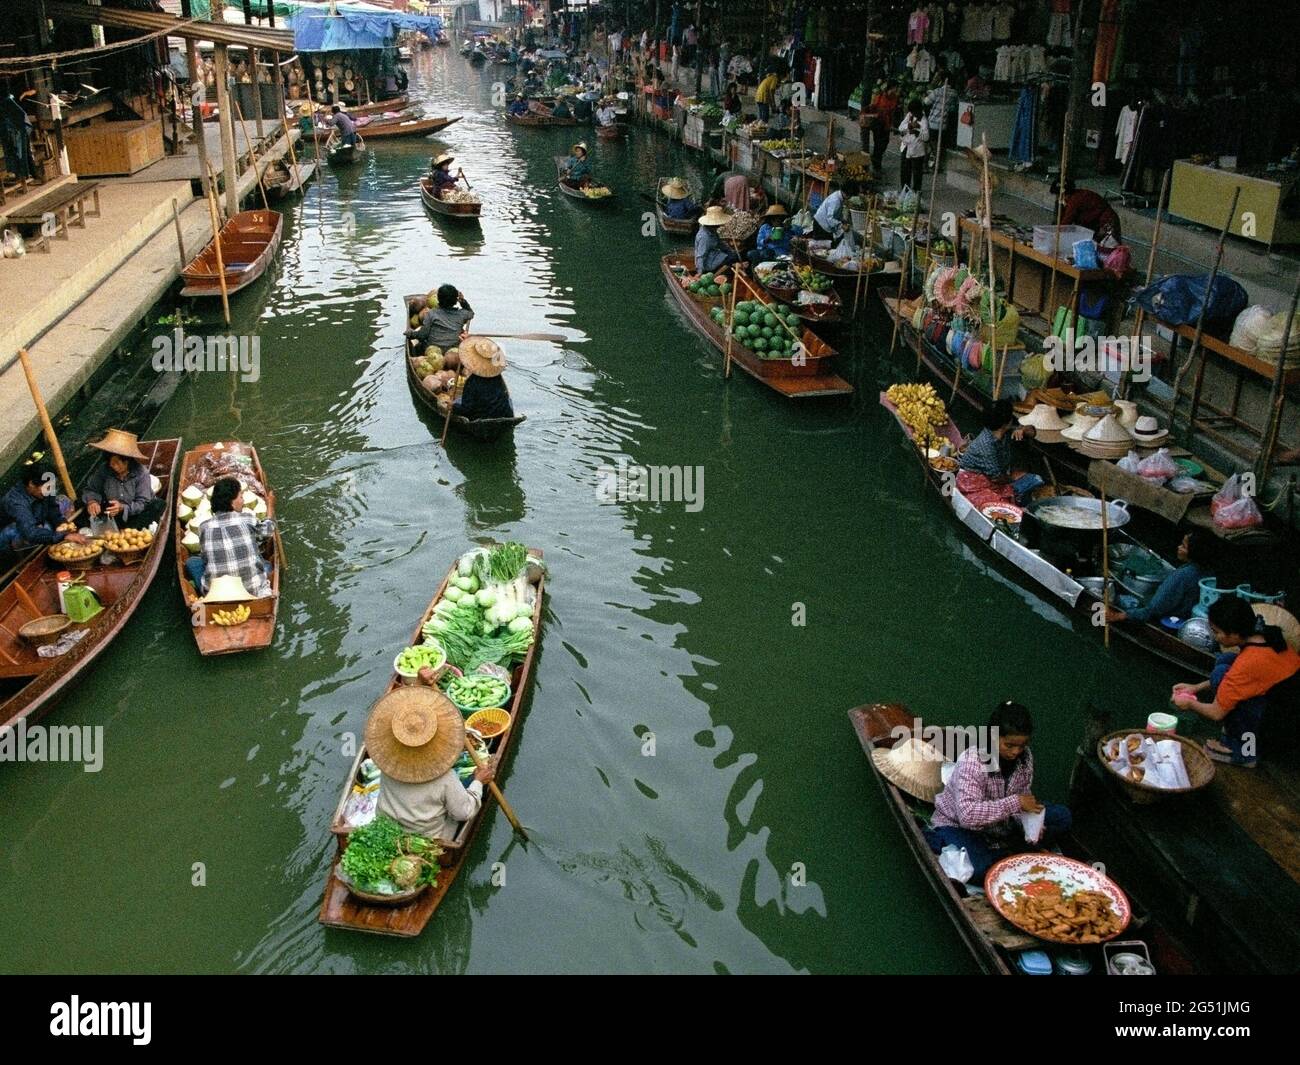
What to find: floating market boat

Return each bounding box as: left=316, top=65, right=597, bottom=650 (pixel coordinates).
left=849, top=702, right=1195, bottom=975
left=360, top=115, right=460, bottom=140
left=504, top=110, right=580, bottom=128
left=418, top=176, right=482, bottom=222
left=554, top=156, right=613, bottom=203
left=334, top=96, right=409, bottom=118
left=661, top=251, right=853, bottom=399
left=180, top=210, right=282, bottom=298
left=318, top=547, right=547, bottom=937
left=403, top=294, right=525, bottom=441
left=879, top=387, right=1217, bottom=676
left=790, top=235, right=900, bottom=302
left=752, top=261, right=846, bottom=327
left=326, top=134, right=366, bottom=165
left=173, top=442, right=282, bottom=656
left=0, top=438, right=180, bottom=733
left=264, top=160, right=317, bottom=201
left=654, top=177, right=696, bottom=237
left=596, top=122, right=626, bottom=141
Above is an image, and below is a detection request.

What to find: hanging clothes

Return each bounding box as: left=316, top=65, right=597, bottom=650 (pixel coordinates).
left=1047, top=0, right=1072, bottom=48
left=1009, top=84, right=1037, bottom=164
left=908, top=8, right=931, bottom=45
left=1115, top=104, right=1138, bottom=164
left=1093, top=0, right=1120, bottom=84
left=1, top=96, right=33, bottom=181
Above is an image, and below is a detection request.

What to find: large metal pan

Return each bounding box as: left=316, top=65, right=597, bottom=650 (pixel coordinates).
left=1023, top=496, right=1130, bottom=558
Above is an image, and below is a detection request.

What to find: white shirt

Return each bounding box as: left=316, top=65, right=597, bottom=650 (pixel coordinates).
left=899, top=113, right=930, bottom=158
left=1115, top=105, right=1138, bottom=162
left=814, top=189, right=846, bottom=235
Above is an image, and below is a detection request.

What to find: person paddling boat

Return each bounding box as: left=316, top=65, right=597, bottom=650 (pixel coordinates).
left=429, top=153, right=464, bottom=199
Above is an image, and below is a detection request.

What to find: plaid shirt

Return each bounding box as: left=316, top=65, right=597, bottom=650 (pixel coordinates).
left=931, top=745, right=1033, bottom=833
left=957, top=428, right=1011, bottom=479
left=198, top=511, right=270, bottom=597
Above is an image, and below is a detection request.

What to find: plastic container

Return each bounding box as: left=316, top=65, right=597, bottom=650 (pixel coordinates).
left=1147, top=712, right=1178, bottom=734
left=1015, top=950, right=1053, bottom=975
left=1033, top=223, right=1093, bottom=257
left=56, top=571, right=73, bottom=614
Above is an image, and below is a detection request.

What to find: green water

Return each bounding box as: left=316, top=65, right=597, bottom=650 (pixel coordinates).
left=0, top=53, right=1175, bottom=974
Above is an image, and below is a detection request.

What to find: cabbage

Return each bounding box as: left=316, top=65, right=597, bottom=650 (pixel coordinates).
left=508, top=616, right=533, bottom=633
left=475, top=589, right=497, bottom=608
left=515, top=602, right=533, bottom=619
left=443, top=585, right=463, bottom=603
left=433, top=599, right=457, bottom=616
left=454, top=574, right=479, bottom=593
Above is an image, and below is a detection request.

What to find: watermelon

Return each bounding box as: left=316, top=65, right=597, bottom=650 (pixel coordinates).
left=754, top=337, right=768, bottom=351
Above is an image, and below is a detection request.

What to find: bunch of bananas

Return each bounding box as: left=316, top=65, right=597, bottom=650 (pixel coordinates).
left=886, top=382, right=949, bottom=446
left=211, top=604, right=251, bottom=626
left=582, top=185, right=612, bottom=199
left=841, top=163, right=870, bottom=182
left=760, top=138, right=799, bottom=151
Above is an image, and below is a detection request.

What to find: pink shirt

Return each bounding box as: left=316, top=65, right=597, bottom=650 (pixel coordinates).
left=931, top=746, right=1034, bottom=832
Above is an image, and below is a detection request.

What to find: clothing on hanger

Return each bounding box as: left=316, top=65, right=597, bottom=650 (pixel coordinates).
left=908, top=8, right=930, bottom=45
left=1115, top=103, right=1138, bottom=164
left=1009, top=84, right=1038, bottom=164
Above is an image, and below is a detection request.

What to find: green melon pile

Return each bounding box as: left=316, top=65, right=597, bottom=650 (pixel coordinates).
left=688, top=272, right=731, bottom=299
left=709, top=301, right=803, bottom=359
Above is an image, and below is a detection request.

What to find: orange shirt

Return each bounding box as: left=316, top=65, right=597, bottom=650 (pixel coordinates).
left=1217, top=644, right=1300, bottom=710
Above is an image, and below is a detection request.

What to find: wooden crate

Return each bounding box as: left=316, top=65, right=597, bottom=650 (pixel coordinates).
left=64, top=120, right=164, bottom=176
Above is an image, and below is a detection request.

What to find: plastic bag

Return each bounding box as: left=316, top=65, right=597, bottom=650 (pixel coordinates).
left=1131, top=273, right=1248, bottom=329
left=1137, top=447, right=1179, bottom=482
left=1102, top=244, right=1132, bottom=277
left=1211, top=473, right=1246, bottom=516
left=1017, top=808, right=1046, bottom=844
left=1215, top=495, right=1263, bottom=530
left=1, top=228, right=25, bottom=258
left=1117, top=450, right=1143, bottom=475
left=1230, top=305, right=1274, bottom=353
left=938, top=845, right=975, bottom=883
left=1072, top=239, right=1099, bottom=270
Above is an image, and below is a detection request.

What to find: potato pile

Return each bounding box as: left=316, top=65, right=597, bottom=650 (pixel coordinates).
left=103, top=528, right=153, bottom=554
left=50, top=540, right=103, bottom=562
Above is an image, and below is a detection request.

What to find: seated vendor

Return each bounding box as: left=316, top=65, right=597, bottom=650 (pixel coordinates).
left=694, top=206, right=739, bottom=273
left=184, top=477, right=272, bottom=597
left=1108, top=531, right=1212, bottom=626
left=407, top=285, right=474, bottom=354
left=562, top=142, right=592, bottom=185
left=0, top=464, right=89, bottom=553
left=507, top=94, right=529, bottom=116
left=925, top=701, right=1072, bottom=881
left=429, top=153, right=460, bottom=196
left=957, top=399, right=1043, bottom=502
left=1172, top=595, right=1300, bottom=768
left=749, top=204, right=791, bottom=265
left=81, top=429, right=165, bottom=531
left=659, top=177, right=699, bottom=220
left=445, top=337, right=515, bottom=421
left=1051, top=178, right=1122, bottom=248
left=368, top=680, right=494, bottom=842
left=551, top=95, right=573, bottom=119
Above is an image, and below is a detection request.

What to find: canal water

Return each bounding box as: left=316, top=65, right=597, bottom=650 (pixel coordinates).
left=0, top=51, right=1174, bottom=974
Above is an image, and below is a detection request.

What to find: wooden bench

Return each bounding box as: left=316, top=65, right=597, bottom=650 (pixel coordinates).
left=1, top=179, right=101, bottom=252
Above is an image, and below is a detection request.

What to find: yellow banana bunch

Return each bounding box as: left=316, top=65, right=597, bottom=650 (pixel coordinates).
left=211, top=605, right=251, bottom=626
left=886, top=382, right=949, bottom=444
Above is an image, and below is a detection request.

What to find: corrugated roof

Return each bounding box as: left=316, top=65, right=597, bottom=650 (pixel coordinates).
left=38, top=0, right=298, bottom=51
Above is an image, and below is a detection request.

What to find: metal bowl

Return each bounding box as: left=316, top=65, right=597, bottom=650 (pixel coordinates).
left=1178, top=616, right=1217, bottom=652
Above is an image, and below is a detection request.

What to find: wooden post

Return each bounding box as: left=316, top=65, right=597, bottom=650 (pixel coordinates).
left=16, top=349, right=76, bottom=501
left=203, top=163, right=232, bottom=326
left=272, top=54, right=300, bottom=187
left=186, top=37, right=211, bottom=199
left=1254, top=269, right=1300, bottom=487
left=723, top=264, right=739, bottom=379
left=214, top=44, right=241, bottom=217
left=171, top=197, right=187, bottom=269
left=252, top=49, right=266, bottom=141
left=1121, top=167, right=1170, bottom=398
left=693, top=0, right=704, bottom=99
left=1045, top=138, right=1069, bottom=329
left=1101, top=489, right=1110, bottom=648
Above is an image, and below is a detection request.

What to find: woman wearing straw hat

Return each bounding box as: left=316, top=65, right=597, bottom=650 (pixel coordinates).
left=748, top=203, right=791, bottom=266
left=441, top=337, right=515, bottom=422
left=660, top=177, right=699, bottom=221
left=561, top=142, right=593, bottom=186
left=694, top=205, right=740, bottom=275
left=82, top=428, right=164, bottom=529
left=368, top=683, right=495, bottom=841
left=428, top=153, right=463, bottom=199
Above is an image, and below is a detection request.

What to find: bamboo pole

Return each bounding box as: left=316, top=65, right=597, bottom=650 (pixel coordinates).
left=170, top=197, right=186, bottom=269
left=1255, top=269, right=1300, bottom=488
left=440, top=374, right=461, bottom=447
left=16, top=349, right=76, bottom=500
left=462, top=736, right=529, bottom=841
left=723, top=264, right=738, bottom=379
left=185, top=37, right=211, bottom=200
left=1045, top=143, right=1069, bottom=329
left=232, top=94, right=269, bottom=210
left=272, top=53, right=302, bottom=191
left=1101, top=488, right=1111, bottom=648
left=203, top=162, right=232, bottom=326
left=923, top=89, right=947, bottom=256
left=299, top=70, right=326, bottom=214
left=1120, top=167, right=1170, bottom=399
left=213, top=44, right=240, bottom=218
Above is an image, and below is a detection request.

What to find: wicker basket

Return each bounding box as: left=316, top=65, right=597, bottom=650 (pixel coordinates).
left=1097, top=729, right=1216, bottom=804
left=19, top=613, right=72, bottom=647
left=46, top=544, right=103, bottom=570
left=465, top=707, right=512, bottom=740
left=341, top=876, right=429, bottom=907
left=108, top=544, right=149, bottom=565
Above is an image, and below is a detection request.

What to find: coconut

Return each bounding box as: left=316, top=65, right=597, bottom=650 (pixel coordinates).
left=177, top=502, right=194, bottom=523
left=252, top=497, right=268, bottom=520
left=181, top=530, right=201, bottom=555
left=181, top=485, right=205, bottom=507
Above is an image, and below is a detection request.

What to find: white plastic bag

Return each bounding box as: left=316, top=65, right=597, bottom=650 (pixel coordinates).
left=1, top=228, right=26, bottom=258
left=1230, top=305, right=1274, bottom=353
left=1211, top=473, right=1263, bottom=530
left=1016, top=808, right=1046, bottom=844
left=1117, top=450, right=1143, bottom=475
left=1137, top=447, right=1179, bottom=482
left=938, top=845, right=975, bottom=883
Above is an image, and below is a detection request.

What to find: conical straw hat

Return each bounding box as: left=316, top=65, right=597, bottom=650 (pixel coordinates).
left=89, top=428, right=148, bottom=462
left=201, top=574, right=254, bottom=603
left=1084, top=413, right=1134, bottom=445
left=871, top=737, right=945, bottom=802
left=698, top=205, right=729, bottom=227
left=365, top=686, right=466, bottom=784
left=1018, top=403, right=1070, bottom=432
left=1061, top=407, right=1102, bottom=441
left=660, top=177, right=690, bottom=199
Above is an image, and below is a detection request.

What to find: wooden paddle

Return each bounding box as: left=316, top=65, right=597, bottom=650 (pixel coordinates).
left=474, top=332, right=568, bottom=343
left=439, top=374, right=461, bottom=448
left=462, top=735, right=529, bottom=841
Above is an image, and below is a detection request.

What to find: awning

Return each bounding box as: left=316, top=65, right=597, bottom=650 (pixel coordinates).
left=37, top=1, right=297, bottom=51
left=289, top=4, right=444, bottom=52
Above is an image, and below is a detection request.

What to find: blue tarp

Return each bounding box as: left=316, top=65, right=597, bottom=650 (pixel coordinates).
left=291, top=6, right=443, bottom=52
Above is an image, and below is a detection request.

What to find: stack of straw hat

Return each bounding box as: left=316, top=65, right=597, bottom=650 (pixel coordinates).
left=1061, top=405, right=1104, bottom=442
left=1075, top=413, right=1135, bottom=459
left=1018, top=403, right=1071, bottom=444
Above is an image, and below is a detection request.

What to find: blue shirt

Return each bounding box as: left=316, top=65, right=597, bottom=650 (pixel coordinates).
left=957, top=428, right=1011, bottom=479
left=1125, top=563, right=1207, bottom=625
left=756, top=222, right=791, bottom=257
left=664, top=197, right=697, bottom=220
left=1, top=482, right=67, bottom=546
left=694, top=227, right=735, bottom=273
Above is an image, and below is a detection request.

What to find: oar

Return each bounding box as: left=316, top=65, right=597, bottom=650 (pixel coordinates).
left=458, top=169, right=472, bottom=189
left=439, top=373, right=461, bottom=448
left=463, top=735, right=529, bottom=841
left=474, top=332, right=568, bottom=343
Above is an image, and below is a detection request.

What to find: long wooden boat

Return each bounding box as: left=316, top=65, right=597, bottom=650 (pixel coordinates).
left=326, top=134, right=366, bottom=165
left=318, top=548, right=546, bottom=936
left=360, top=115, right=460, bottom=140
left=327, top=96, right=409, bottom=118
left=850, top=702, right=1194, bottom=975
left=402, top=294, right=525, bottom=441
left=596, top=122, right=626, bottom=141
left=180, top=210, right=282, bottom=298
left=174, top=442, right=282, bottom=656
left=418, top=176, right=482, bottom=222
left=654, top=177, right=696, bottom=237
left=554, top=156, right=613, bottom=204
left=504, top=110, right=580, bottom=128
left=0, top=439, right=180, bottom=732
left=791, top=235, right=901, bottom=301
left=879, top=389, right=1217, bottom=676
left=265, top=160, right=317, bottom=200
left=753, top=264, right=847, bottom=327
left=661, top=251, right=853, bottom=399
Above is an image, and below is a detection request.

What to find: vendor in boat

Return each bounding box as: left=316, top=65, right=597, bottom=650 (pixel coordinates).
left=81, top=429, right=165, bottom=530
left=562, top=142, right=593, bottom=186
left=695, top=206, right=740, bottom=274
left=956, top=399, right=1044, bottom=504
left=408, top=285, right=474, bottom=354
left=721, top=173, right=766, bottom=215
left=329, top=105, right=358, bottom=148
left=551, top=95, right=574, bottom=120
left=367, top=683, right=494, bottom=843
left=1172, top=595, right=1300, bottom=768
left=749, top=204, right=791, bottom=265
left=1106, top=531, right=1213, bottom=627
left=439, top=337, right=515, bottom=421
left=0, top=464, right=89, bottom=552
left=596, top=98, right=618, bottom=127
left=429, top=153, right=462, bottom=198
left=507, top=93, right=529, bottom=116
left=925, top=701, right=1072, bottom=880
left=813, top=179, right=861, bottom=241
left=183, top=477, right=272, bottom=598
left=660, top=177, right=699, bottom=221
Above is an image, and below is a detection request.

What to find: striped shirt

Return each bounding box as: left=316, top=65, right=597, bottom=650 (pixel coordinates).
left=932, top=746, right=1033, bottom=833
left=958, top=428, right=1011, bottom=479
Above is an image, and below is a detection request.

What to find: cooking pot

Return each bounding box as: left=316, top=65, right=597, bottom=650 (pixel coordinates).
left=1022, top=496, right=1130, bottom=559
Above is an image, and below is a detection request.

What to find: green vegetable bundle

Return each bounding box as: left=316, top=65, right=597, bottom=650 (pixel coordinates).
left=341, top=815, right=442, bottom=893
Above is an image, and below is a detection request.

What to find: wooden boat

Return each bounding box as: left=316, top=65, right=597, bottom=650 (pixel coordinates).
left=174, top=442, right=282, bottom=656
left=595, top=122, right=626, bottom=141
left=418, top=176, right=482, bottom=222
left=791, top=235, right=900, bottom=301
left=0, top=439, right=180, bottom=732
left=654, top=177, right=696, bottom=237
left=753, top=263, right=846, bottom=326
left=879, top=389, right=1218, bottom=676
left=180, top=210, right=282, bottom=298
left=326, top=134, right=366, bottom=165
left=504, top=110, right=580, bottom=128
left=318, top=548, right=547, bottom=936
left=1069, top=704, right=1300, bottom=974
left=331, top=96, right=409, bottom=118
left=359, top=115, right=460, bottom=140
left=554, top=156, right=613, bottom=204
left=265, top=160, right=317, bottom=200
left=403, top=294, right=525, bottom=441
left=661, top=251, right=852, bottom=398
left=850, top=702, right=1194, bottom=975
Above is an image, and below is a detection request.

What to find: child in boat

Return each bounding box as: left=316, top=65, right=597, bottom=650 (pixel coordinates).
left=1172, top=596, right=1300, bottom=767
left=956, top=399, right=1043, bottom=504
left=408, top=285, right=474, bottom=354
left=924, top=701, right=1072, bottom=881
